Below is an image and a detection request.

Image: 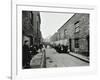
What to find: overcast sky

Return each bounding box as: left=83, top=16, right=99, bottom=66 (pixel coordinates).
left=40, top=12, right=74, bottom=39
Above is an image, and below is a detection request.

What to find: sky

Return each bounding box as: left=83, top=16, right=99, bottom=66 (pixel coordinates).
left=40, top=12, right=74, bottom=39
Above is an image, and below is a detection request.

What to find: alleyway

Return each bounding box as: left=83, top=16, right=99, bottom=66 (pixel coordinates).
left=45, top=47, right=89, bottom=68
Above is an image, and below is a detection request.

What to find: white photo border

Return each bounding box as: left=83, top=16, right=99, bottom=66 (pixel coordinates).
left=12, top=2, right=97, bottom=80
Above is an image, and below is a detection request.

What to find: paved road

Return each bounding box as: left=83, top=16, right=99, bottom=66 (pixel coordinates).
left=45, top=48, right=89, bottom=68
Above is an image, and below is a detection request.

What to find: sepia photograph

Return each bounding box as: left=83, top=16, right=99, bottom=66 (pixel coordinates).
left=22, top=11, right=90, bottom=69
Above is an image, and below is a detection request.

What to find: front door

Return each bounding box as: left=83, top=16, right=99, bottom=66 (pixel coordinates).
left=69, top=39, right=72, bottom=51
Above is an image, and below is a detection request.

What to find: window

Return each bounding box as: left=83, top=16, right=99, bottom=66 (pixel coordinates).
left=74, top=21, right=80, bottom=33
left=75, top=38, right=79, bottom=48
left=75, top=27, right=80, bottom=32
left=64, top=29, right=67, bottom=38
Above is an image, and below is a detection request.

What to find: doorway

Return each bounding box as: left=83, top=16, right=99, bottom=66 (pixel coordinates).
left=69, top=38, right=72, bottom=51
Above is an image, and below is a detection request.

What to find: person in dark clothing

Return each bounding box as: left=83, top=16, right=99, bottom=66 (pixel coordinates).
left=22, top=40, right=31, bottom=69
left=32, top=45, right=38, bottom=55
left=39, top=43, right=43, bottom=52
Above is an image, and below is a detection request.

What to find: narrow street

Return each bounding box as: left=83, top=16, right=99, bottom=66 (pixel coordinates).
left=45, top=47, right=89, bottom=68
left=22, top=11, right=90, bottom=69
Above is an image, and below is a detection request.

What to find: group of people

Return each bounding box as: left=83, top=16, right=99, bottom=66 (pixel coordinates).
left=23, top=40, right=70, bottom=68
left=52, top=44, right=69, bottom=53
left=22, top=40, right=44, bottom=69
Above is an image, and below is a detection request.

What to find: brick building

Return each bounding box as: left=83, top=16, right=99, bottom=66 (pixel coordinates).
left=50, top=13, right=89, bottom=56
left=22, top=11, right=42, bottom=46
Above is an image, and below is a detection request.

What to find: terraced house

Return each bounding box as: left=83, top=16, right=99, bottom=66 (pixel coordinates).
left=22, top=11, right=42, bottom=47
left=50, top=13, right=89, bottom=57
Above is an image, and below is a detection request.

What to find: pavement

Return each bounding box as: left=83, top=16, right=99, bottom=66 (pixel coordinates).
left=69, top=52, right=89, bottom=63
left=30, top=52, right=43, bottom=68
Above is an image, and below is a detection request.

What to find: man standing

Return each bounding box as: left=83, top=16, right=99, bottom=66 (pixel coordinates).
left=23, top=40, right=31, bottom=69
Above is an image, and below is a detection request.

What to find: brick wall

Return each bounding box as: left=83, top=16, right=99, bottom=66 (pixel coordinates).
left=50, top=13, right=89, bottom=56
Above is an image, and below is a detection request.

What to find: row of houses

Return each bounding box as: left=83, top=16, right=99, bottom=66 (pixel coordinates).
left=22, top=11, right=42, bottom=47
left=50, top=13, right=89, bottom=56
